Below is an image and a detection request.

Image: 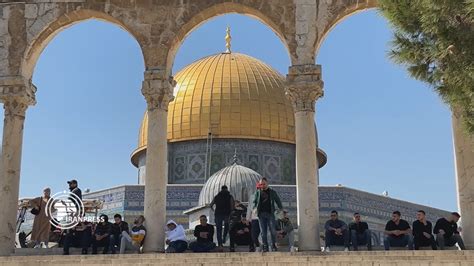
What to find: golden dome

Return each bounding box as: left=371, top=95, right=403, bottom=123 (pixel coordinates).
left=131, top=52, right=295, bottom=165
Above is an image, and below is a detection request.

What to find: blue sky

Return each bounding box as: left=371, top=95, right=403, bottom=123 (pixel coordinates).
left=8, top=11, right=456, bottom=211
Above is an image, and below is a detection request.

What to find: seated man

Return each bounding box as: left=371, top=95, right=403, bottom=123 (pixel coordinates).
left=109, top=213, right=129, bottom=254
left=434, top=212, right=466, bottom=250
left=120, top=215, right=146, bottom=254
left=92, top=214, right=111, bottom=254
left=189, top=215, right=216, bottom=252
left=324, top=210, right=349, bottom=252
left=62, top=221, right=93, bottom=255
left=412, top=210, right=437, bottom=250
left=165, top=220, right=188, bottom=253
left=229, top=215, right=253, bottom=252
left=384, top=211, right=413, bottom=250
left=229, top=200, right=247, bottom=231
left=275, top=210, right=295, bottom=252
left=348, top=212, right=372, bottom=251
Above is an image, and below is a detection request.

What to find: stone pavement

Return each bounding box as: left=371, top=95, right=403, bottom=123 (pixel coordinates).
left=1, top=250, right=473, bottom=266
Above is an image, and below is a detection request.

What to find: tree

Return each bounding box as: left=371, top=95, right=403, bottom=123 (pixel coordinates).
left=378, top=0, right=474, bottom=134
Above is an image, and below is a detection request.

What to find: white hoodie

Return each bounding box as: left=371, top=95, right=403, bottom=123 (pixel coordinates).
left=166, top=220, right=187, bottom=242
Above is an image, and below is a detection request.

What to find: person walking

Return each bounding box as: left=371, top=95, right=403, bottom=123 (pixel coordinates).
left=209, top=185, right=234, bottom=250
left=252, top=177, right=283, bottom=252
left=30, top=187, right=53, bottom=248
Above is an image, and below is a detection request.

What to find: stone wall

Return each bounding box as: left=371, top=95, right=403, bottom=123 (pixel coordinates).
left=0, top=0, right=377, bottom=81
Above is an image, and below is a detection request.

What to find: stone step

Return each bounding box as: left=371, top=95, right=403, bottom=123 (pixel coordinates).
left=1, top=251, right=474, bottom=266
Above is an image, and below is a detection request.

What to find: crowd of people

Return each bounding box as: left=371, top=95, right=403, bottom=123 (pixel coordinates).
left=323, top=210, right=466, bottom=251
left=27, top=178, right=466, bottom=254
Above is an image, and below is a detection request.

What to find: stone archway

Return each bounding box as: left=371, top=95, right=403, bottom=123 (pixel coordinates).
left=311, top=1, right=474, bottom=249
left=164, top=1, right=295, bottom=72
left=21, top=8, right=146, bottom=81
left=313, top=0, right=378, bottom=58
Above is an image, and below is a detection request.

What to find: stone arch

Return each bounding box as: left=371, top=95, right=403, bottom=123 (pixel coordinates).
left=21, top=9, right=146, bottom=81
left=314, top=1, right=378, bottom=59
left=165, top=2, right=294, bottom=72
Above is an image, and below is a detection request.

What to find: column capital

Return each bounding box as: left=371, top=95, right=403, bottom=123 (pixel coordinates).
left=285, top=64, right=324, bottom=112
left=142, top=69, right=175, bottom=111
left=0, top=76, right=36, bottom=118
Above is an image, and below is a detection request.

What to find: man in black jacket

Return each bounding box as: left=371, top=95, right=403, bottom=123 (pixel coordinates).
left=229, top=215, right=253, bottom=252
left=209, top=185, right=234, bottom=248
left=412, top=210, right=437, bottom=250
left=189, top=215, right=216, bottom=252
left=229, top=200, right=247, bottom=231
left=92, top=214, right=112, bottom=254
left=434, top=212, right=466, bottom=250
left=349, top=212, right=372, bottom=251
left=109, top=213, right=129, bottom=254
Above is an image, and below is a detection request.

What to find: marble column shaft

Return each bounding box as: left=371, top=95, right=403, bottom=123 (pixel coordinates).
left=141, top=70, right=174, bottom=252
left=0, top=77, right=36, bottom=256
left=452, top=111, right=474, bottom=249
left=285, top=65, right=324, bottom=251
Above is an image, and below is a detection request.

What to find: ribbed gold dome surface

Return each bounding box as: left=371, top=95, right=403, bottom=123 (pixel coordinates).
left=132, top=52, right=295, bottom=164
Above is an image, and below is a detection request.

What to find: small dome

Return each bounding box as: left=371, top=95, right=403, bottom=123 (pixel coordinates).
left=198, top=161, right=261, bottom=206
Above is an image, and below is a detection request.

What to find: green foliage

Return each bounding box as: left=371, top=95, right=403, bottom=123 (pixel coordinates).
left=378, top=0, right=474, bottom=134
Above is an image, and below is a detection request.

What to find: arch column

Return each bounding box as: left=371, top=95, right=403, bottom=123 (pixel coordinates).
left=0, top=77, right=36, bottom=256
left=141, top=69, right=174, bottom=252
left=452, top=110, right=474, bottom=249
left=285, top=64, right=324, bottom=251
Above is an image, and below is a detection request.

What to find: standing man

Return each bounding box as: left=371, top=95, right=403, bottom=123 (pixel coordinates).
left=67, top=179, right=82, bottom=217
left=412, top=210, right=437, bottom=250
left=30, top=187, right=53, bottom=248
left=67, top=179, right=82, bottom=200
left=348, top=212, right=372, bottom=251
left=434, top=212, right=466, bottom=250
left=209, top=185, right=234, bottom=249
left=252, top=177, right=283, bottom=252
left=384, top=211, right=413, bottom=250
left=324, top=210, right=350, bottom=252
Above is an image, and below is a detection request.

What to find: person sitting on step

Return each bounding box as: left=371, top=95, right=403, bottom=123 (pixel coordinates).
left=120, top=215, right=146, bottom=254
left=434, top=212, right=466, bottom=250
left=275, top=210, right=295, bottom=252
left=189, top=215, right=216, bottom=252
left=348, top=212, right=372, bottom=251
left=412, top=210, right=437, bottom=250
left=324, top=210, right=350, bottom=252
left=62, top=221, right=93, bottom=255
left=165, top=220, right=188, bottom=253
left=384, top=211, right=413, bottom=250
left=229, top=215, right=253, bottom=252
left=91, top=214, right=112, bottom=254
left=109, top=213, right=129, bottom=254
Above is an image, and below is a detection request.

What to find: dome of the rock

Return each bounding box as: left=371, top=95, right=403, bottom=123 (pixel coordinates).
left=131, top=49, right=326, bottom=185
